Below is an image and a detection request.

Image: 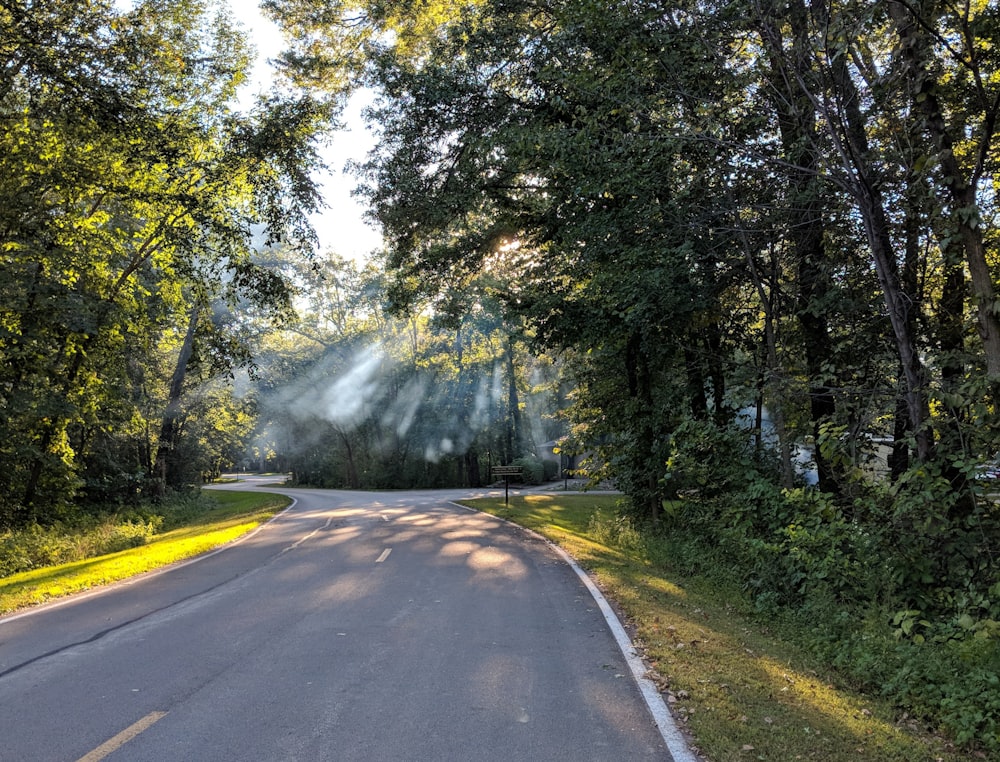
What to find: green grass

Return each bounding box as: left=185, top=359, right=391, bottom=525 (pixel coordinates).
left=0, top=490, right=289, bottom=615
left=462, top=494, right=970, bottom=762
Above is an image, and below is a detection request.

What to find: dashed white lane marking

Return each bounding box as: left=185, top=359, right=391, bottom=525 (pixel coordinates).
left=375, top=548, right=392, bottom=563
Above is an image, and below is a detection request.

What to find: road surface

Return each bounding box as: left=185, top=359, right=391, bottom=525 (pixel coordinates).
left=0, top=480, right=680, bottom=761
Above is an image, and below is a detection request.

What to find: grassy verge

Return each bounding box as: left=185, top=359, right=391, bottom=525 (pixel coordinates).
left=461, top=493, right=968, bottom=762
left=0, top=490, right=289, bottom=616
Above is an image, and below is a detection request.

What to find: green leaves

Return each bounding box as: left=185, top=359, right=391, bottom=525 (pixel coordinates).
left=0, top=0, right=326, bottom=522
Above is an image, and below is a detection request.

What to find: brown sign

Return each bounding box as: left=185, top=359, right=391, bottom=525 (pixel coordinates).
left=492, top=466, right=523, bottom=476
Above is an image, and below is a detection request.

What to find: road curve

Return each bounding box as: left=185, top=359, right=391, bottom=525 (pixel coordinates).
left=0, top=482, right=684, bottom=761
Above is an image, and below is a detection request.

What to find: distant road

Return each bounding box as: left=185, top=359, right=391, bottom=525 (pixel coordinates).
left=0, top=482, right=677, bottom=761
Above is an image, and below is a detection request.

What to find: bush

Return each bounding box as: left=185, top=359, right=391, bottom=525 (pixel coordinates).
left=155, top=492, right=218, bottom=529
left=511, top=456, right=545, bottom=485
left=0, top=524, right=75, bottom=576
left=806, top=605, right=1000, bottom=752
left=543, top=458, right=560, bottom=481
left=0, top=514, right=163, bottom=578
left=588, top=503, right=646, bottom=554
left=665, top=418, right=774, bottom=499
left=619, top=457, right=1000, bottom=754
left=73, top=517, right=162, bottom=557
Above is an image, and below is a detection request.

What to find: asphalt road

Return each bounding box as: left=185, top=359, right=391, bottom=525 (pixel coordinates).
left=0, top=481, right=677, bottom=761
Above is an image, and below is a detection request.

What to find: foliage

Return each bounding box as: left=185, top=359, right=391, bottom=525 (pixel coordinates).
left=0, top=514, right=162, bottom=577
left=626, top=468, right=1000, bottom=751
left=0, top=489, right=289, bottom=614
left=510, top=455, right=545, bottom=485
left=469, top=494, right=971, bottom=761
left=0, top=0, right=326, bottom=526
left=267, top=0, right=1000, bottom=474
left=262, top=3, right=1000, bottom=741
left=247, top=250, right=567, bottom=490
left=587, top=502, right=646, bottom=555
left=6, top=0, right=1000, bottom=751
left=0, top=488, right=265, bottom=577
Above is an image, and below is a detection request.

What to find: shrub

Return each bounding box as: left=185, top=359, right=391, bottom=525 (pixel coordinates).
left=664, top=418, right=775, bottom=499
left=0, top=514, right=162, bottom=578
left=588, top=503, right=646, bottom=554
left=632, top=457, right=1000, bottom=753
left=73, top=517, right=162, bottom=557
left=0, top=524, right=75, bottom=576
left=511, top=456, right=546, bottom=485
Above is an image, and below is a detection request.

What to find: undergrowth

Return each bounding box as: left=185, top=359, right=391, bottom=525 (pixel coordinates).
left=477, top=493, right=968, bottom=761
left=636, top=417, right=1000, bottom=754
left=594, top=487, right=1000, bottom=755
left=0, top=492, right=220, bottom=578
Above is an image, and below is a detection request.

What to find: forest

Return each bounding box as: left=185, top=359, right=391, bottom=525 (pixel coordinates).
left=2, top=0, right=1000, bottom=751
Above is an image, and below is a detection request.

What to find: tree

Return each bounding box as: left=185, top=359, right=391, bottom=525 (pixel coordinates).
left=260, top=2, right=1000, bottom=745
left=0, top=0, right=326, bottom=524
left=268, top=0, right=1000, bottom=507
left=887, top=0, right=1000, bottom=384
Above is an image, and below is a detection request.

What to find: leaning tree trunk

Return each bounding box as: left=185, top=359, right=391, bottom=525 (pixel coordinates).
left=888, top=0, right=1000, bottom=384
left=153, top=304, right=200, bottom=494
left=810, top=2, right=935, bottom=462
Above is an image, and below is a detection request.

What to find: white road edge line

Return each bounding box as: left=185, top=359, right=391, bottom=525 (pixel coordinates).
left=451, top=501, right=699, bottom=762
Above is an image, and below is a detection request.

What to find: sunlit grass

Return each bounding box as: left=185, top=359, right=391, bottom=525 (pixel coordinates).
left=0, top=491, right=289, bottom=615
left=462, top=494, right=965, bottom=762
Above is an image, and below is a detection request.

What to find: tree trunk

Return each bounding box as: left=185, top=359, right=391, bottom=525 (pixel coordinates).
left=744, top=241, right=796, bottom=489
left=684, top=342, right=709, bottom=420
left=152, top=304, right=201, bottom=493
left=339, top=429, right=360, bottom=489
left=505, top=337, right=525, bottom=458
left=625, top=331, right=663, bottom=521
left=811, top=2, right=934, bottom=461
left=888, top=0, right=1000, bottom=382
left=465, top=450, right=481, bottom=487
left=757, top=0, right=840, bottom=493
left=706, top=326, right=727, bottom=425
left=888, top=173, right=926, bottom=480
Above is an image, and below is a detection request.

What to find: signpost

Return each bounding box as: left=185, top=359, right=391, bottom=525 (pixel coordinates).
left=491, top=466, right=523, bottom=505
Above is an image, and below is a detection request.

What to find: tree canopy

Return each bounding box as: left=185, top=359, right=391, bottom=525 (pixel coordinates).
left=0, top=0, right=327, bottom=522
left=262, top=1, right=1000, bottom=745
left=4, top=0, right=1000, bottom=749
left=267, top=0, right=1000, bottom=499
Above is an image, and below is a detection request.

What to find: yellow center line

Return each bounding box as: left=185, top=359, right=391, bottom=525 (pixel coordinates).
left=76, top=710, right=167, bottom=762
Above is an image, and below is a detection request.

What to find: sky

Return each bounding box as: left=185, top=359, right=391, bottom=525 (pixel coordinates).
left=241, top=3, right=383, bottom=262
